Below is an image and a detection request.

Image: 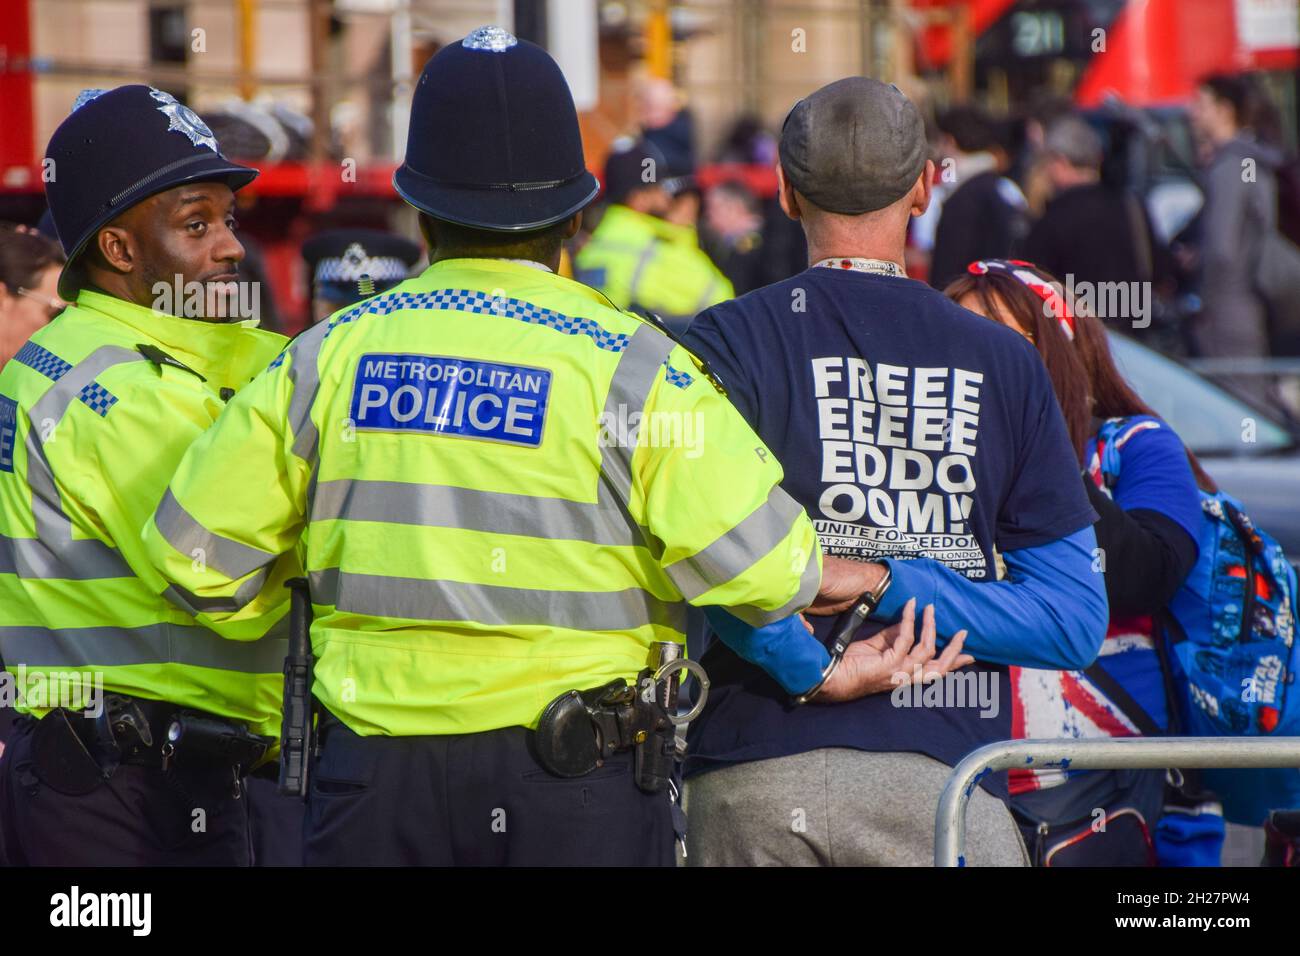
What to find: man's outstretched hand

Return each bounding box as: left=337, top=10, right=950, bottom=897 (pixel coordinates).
left=809, top=554, right=890, bottom=616
left=815, top=599, right=974, bottom=703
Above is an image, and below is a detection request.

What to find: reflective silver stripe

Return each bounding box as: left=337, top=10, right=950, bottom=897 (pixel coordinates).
left=0, top=533, right=130, bottom=581
left=310, top=478, right=644, bottom=548
left=26, top=345, right=143, bottom=430
left=309, top=567, right=685, bottom=634
left=695, top=275, right=721, bottom=313
left=0, top=622, right=288, bottom=673
left=22, top=443, right=129, bottom=580
left=627, top=241, right=658, bottom=305
left=286, top=322, right=328, bottom=463
left=662, top=487, right=808, bottom=601
left=165, top=584, right=238, bottom=616
left=598, top=324, right=675, bottom=504
left=163, top=569, right=269, bottom=616
left=153, top=488, right=276, bottom=580
left=728, top=541, right=822, bottom=628
left=5, top=346, right=149, bottom=582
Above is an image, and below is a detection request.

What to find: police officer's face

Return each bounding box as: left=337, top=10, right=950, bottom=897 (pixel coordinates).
left=108, top=181, right=247, bottom=322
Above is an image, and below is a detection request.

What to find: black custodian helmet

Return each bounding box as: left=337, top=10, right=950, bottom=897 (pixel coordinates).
left=393, top=26, right=600, bottom=232
left=44, top=85, right=258, bottom=298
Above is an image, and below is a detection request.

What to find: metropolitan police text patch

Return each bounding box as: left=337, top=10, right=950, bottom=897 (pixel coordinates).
left=0, top=395, right=17, bottom=473
left=350, top=354, right=550, bottom=447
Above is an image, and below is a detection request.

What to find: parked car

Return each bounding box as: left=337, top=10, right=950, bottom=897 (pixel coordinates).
left=1109, top=331, right=1300, bottom=552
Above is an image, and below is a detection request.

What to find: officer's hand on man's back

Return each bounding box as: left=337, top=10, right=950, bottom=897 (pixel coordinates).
left=815, top=600, right=974, bottom=703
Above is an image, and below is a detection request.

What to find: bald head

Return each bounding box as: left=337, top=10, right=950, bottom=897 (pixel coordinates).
left=636, top=77, right=679, bottom=128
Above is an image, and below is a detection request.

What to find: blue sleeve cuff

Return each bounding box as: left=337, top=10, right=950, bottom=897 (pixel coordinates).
left=869, top=530, right=1107, bottom=670
left=875, top=558, right=936, bottom=621
left=704, top=607, right=830, bottom=695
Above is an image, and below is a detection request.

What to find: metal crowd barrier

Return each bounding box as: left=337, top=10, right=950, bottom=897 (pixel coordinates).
left=934, top=736, right=1300, bottom=866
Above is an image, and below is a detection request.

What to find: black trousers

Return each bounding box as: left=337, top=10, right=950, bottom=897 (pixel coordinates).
left=304, top=718, right=676, bottom=866
left=0, top=715, right=252, bottom=866
left=245, top=772, right=305, bottom=866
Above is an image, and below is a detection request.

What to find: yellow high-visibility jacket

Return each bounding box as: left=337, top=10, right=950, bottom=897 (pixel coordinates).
left=143, top=258, right=820, bottom=737
left=0, top=289, right=288, bottom=736
left=574, top=204, right=733, bottom=325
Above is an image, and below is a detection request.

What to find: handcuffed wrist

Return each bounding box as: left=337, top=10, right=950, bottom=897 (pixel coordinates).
left=705, top=607, right=831, bottom=695
left=793, top=651, right=842, bottom=705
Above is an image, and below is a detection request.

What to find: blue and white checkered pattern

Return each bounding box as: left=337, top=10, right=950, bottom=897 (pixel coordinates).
left=267, top=350, right=287, bottom=372
left=76, top=380, right=118, bottom=417
left=14, top=341, right=118, bottom=416
left=663, top=362, right=693, bottom=389
left=316, top=253, right=409, bottom=284
left=13, top=342, right=72, bottom=381
left=328, top=289, right=632, bottom=353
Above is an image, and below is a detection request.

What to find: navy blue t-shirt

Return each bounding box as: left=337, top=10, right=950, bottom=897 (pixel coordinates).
left=681, top=267, right=1097, bottom=793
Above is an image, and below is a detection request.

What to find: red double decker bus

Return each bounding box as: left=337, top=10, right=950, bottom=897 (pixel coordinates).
left=915, top=0, right=1299, bottom=243
left=916, top=0, right=1297, bottom=119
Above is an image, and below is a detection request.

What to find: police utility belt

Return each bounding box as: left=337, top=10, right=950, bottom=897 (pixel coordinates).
left=532, top=641, right=708, bottom=793
left=275, top=577, right=710, bottom=798
left=32, top=693, right=273, bottom=796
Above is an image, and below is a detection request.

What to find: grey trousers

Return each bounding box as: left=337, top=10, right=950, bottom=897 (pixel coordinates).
left=683, top=749, right=1029, bottom=867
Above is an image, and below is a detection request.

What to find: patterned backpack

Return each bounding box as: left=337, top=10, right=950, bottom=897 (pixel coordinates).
left=1094, top=417, right=1300, bottom=825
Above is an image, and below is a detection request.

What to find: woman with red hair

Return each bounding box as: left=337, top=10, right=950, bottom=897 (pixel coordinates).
left=946, top=259, right=1209, bottom=866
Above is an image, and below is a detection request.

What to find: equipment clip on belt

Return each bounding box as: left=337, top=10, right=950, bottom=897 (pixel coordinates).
left=533, top=641, right=709, bottom=793
left=32, top=693, right=272, bottom=798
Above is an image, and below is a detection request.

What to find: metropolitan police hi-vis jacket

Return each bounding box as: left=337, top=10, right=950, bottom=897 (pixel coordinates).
left=0, top=289, right=288, bottom=735
left=143, top=258, right=820, bottom=737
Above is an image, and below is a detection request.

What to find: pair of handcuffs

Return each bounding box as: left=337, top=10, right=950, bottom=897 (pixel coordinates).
left=793, top=563, right=892, bottom=706
left=532, top=645, right=711, bottom=785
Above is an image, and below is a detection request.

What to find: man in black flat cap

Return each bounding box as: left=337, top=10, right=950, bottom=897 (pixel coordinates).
left=301, top=228, right=422, bottom=325
left=0, top=85, right=288, bottom=865
left=681, top=76, right=1107, bottom=867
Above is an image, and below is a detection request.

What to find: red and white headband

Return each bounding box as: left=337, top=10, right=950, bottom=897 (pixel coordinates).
left=967, top=259, right=1076, bottom=341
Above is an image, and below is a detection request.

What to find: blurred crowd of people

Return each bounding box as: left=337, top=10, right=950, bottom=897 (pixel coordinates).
left=2, top=72, right=1297, bottom=396
left=555, top=71, right=1300, bottom=411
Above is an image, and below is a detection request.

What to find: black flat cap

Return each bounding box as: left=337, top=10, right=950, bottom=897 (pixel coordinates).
left=779, top=76, right=927, bottom=215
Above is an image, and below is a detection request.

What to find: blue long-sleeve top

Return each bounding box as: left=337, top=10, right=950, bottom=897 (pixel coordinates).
left=708, top=526, right=1108, bottom=695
